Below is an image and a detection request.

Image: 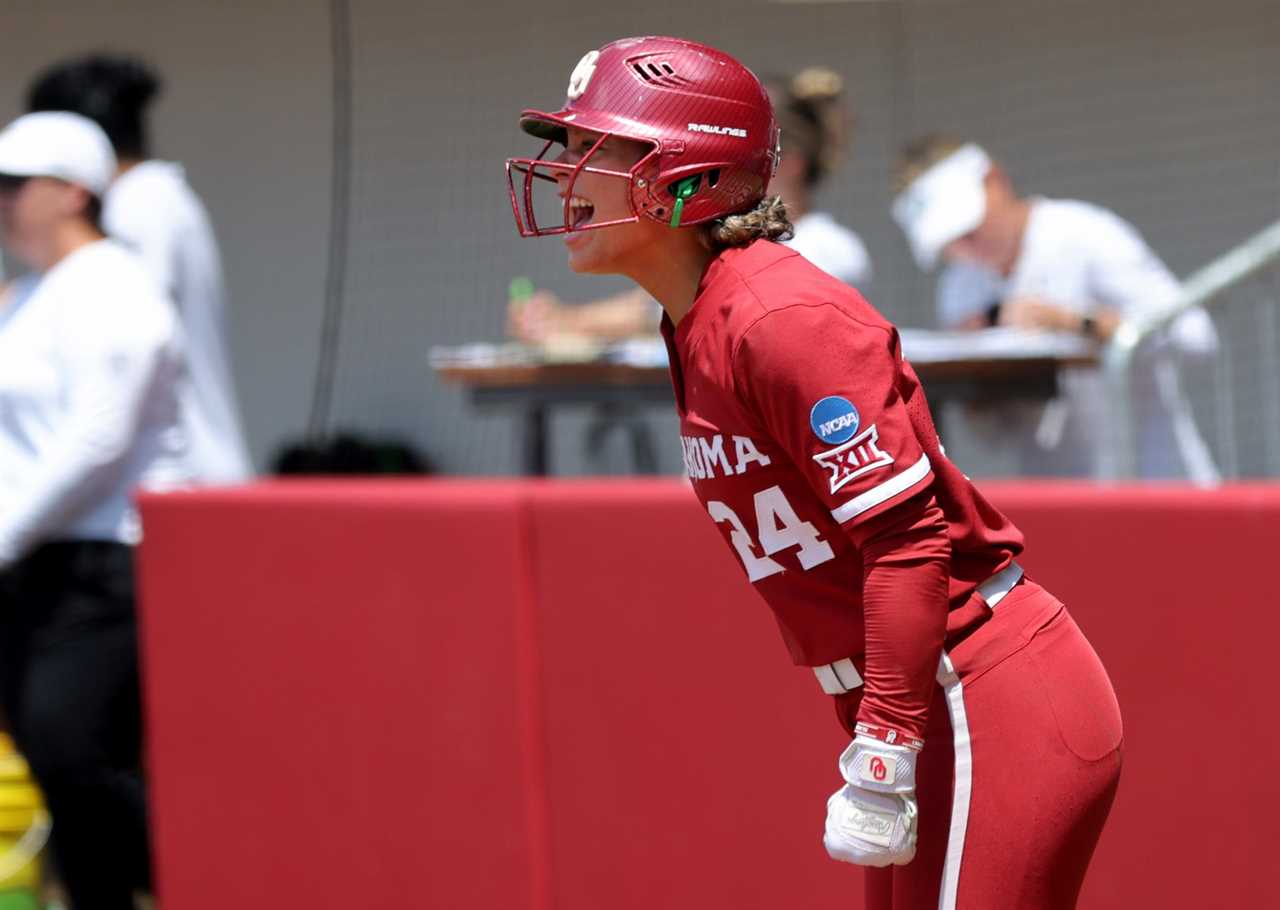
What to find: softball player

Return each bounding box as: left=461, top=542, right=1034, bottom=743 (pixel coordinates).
left=507, top=37, right=1122, bottom=909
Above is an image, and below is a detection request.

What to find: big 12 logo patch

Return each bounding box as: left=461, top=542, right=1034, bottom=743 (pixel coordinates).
left=812, top=425, right=894, bottom=495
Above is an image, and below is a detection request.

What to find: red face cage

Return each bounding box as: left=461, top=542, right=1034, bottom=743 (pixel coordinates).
left=505, top=132, right=662, bottom=238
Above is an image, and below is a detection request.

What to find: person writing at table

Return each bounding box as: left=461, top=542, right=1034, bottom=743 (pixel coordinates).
left=891, top=134, right=1219, bottom=481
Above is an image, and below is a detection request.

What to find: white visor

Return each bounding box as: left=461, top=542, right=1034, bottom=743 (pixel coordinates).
left=0, top=112, right=116, bottom=198
left=892, top=143, right=991, bottom=271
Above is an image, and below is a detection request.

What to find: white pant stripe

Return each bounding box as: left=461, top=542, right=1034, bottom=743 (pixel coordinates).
left=936, top=652, right=971, bottom=910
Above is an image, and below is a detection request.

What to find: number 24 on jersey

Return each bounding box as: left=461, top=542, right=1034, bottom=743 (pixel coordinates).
left=706, top=485, right=835, bottom=582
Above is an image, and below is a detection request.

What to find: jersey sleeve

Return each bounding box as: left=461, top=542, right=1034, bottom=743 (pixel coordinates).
left=733, top=303, right=935, bottom=529
left=852, top=493, right=951, bottom=741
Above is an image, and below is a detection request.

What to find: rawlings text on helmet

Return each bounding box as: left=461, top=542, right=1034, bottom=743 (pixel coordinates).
left=688, top=123, right=748, bottom=138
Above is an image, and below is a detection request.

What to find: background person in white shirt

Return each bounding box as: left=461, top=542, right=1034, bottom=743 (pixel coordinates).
left=28, top=53, right=253, bottom=484
left=891, top=135, right=1219, bottom=481
left=768, top=67, right=871, bottom=290
left=0, top=111, right=189, bottom=909
left=507, top=67, right=872, bottom=344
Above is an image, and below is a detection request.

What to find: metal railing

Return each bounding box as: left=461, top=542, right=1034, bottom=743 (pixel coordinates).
left=1102, top=219, right=1280, bottom=484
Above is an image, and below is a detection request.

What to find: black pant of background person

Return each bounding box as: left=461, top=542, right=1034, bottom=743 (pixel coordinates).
left=0, top=541, right=151, bottom=910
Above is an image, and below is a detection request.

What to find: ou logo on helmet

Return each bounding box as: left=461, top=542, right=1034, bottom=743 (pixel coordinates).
left=567, top=50, right=600, bottom=100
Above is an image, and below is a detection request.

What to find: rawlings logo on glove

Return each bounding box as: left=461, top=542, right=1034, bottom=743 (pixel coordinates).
left=823, top=733, right=920, bottom=867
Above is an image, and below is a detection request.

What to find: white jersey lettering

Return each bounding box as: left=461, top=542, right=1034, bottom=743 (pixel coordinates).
left=699, top=435, right=733, bottom=477
left=706, top=485, right=835, bottom=581
left=679, top=433, right=772, bottom=480
left=733, top=435, right=772, bottom=474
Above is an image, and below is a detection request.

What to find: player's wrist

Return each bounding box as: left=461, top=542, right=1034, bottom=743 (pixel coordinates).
left=840, top=733, right=919, bottom=795
left=853, top=721, right=924, bottom=752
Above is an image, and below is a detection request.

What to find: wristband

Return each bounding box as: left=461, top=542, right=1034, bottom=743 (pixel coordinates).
left=854, top=722, right=924, bottom=752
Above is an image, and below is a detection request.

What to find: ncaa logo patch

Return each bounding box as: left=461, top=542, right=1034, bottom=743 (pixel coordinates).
left=810, top=396, right=860, bottom=445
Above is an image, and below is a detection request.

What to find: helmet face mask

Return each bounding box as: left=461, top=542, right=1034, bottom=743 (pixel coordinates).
left=506, top=132, right=662, bottom=238
left=506, top=36, right=779, bottom=239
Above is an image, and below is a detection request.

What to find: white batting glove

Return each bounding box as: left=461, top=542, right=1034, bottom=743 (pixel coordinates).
left=823, top=730, right=921, bottom=867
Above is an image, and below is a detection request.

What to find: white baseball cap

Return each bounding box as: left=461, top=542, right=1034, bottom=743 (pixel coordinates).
left=0, top=111, right=117, bottom=198
left=891, top=143, right=992, bottom=270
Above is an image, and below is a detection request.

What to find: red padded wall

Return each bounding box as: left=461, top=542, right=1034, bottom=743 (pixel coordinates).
left=981, top=483, right=1280, bottom=910
left=525, top=482, right=855, bottom=909
left=138, top=481, right=548, bottom=910
left=137, top=481, right=1280, bottom=910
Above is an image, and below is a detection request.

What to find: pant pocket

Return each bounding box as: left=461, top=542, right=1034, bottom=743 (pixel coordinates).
left=1026, top=609, right=1124, bottom=762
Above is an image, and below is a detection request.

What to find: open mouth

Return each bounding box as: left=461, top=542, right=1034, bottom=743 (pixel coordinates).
left=568, top=195, right=594, bottom=229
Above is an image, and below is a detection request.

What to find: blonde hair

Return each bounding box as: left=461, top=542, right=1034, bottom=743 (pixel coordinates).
left=893, top=133, right=966, bottom=195
left=770, top=67, right=849, bottom=189
left=700, top=196, right=794, bottom=251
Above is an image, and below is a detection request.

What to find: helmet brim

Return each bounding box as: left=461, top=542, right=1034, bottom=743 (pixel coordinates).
left=519, top=107, right=663, bottom=148
left=519, top=109, right=570, bottom=144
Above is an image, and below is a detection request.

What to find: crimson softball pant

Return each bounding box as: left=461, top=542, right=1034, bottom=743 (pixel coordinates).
left=837, top=580, right=1123, bottom=910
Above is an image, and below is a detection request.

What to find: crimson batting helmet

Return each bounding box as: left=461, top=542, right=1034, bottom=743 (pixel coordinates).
left=506, top=36, right=780, bottom=237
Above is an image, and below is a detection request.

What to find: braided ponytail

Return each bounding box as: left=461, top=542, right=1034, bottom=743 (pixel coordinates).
left=700, top=196, right=794, bottom=252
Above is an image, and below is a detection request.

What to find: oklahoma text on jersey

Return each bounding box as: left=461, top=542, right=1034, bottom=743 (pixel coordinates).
left=679, top=434, right=772, bottom=480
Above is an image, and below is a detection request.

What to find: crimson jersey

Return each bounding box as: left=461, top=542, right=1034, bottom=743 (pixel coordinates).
left=662, top=241, right=1023, bottom=692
